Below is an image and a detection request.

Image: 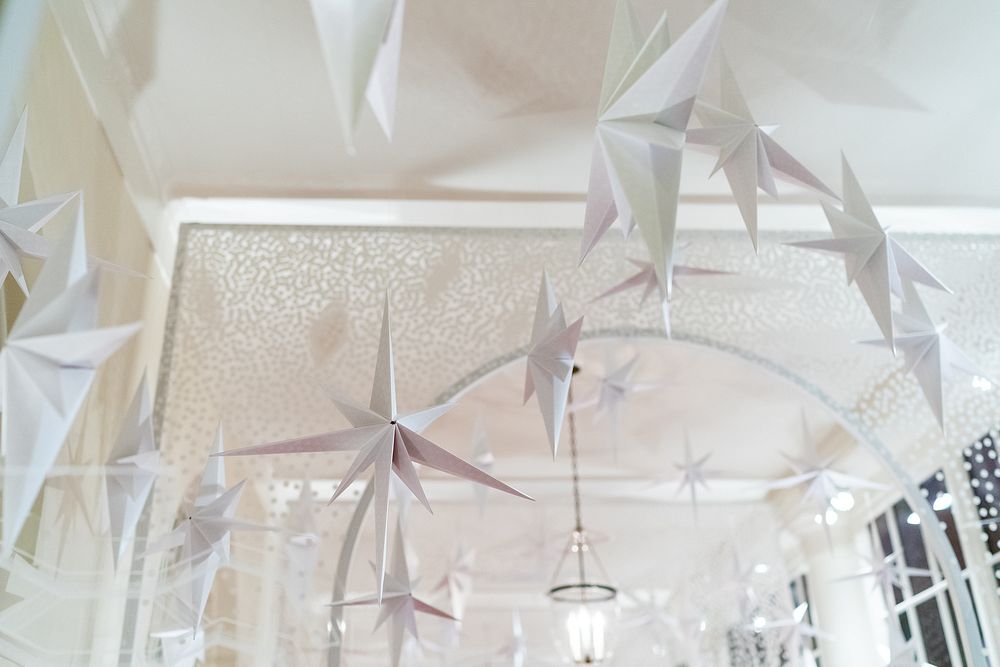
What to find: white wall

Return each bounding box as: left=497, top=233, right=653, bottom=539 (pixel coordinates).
left=1, top=6, right=170, bottom=665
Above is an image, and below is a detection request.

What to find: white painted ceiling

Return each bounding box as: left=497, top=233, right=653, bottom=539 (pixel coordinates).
left=63, top=2, right=1000, bottom=660
left=425, top=338, right=849, bottom=491
left=91, top=0, right=1000, bottom=207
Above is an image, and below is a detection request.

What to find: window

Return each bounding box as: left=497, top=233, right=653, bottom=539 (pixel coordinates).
left=788, top=573, right=819, bottom=663
left=963, top=427, right=1000, bottom=591
left=868, top=470, right=972, bottom=667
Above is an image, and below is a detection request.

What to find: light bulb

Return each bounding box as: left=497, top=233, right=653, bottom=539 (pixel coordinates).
left=830, top=490, right=855, bottom=512
left=564, top=605, right=609, bottom=663
left=933, top=493, right=953, bottom=511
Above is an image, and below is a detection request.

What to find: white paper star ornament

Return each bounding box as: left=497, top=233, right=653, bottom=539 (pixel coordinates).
left=0, top=109, right=28, bottom=207
left=0, top=109, right=77, bottom=293
left=787, top=156, right=950, bottom=350
left=106, top=372, right=160, bottom=567
left=767, top=412, right=884, bottom=507
left=580, top=0, right=728, bottom=296
left=330, top=519, right=455, bottom=667
left=523, top=271, right=584, bottom=457
left=843, top=524, right=932, bottom=596
left=749, top=602, right=831, bottom=657
left=861, top=282, right=984, bottom=431
left=687, top=57, right=837, bottom=251
left=145, top=479, right=266, bottom=569
left=0, top=209, right=140, bottom=555
left=587, top=354, right=658, bottom=430
left=146, top=436, right=273, bottom=633
left=592, top=253, right=729, bottom=336
left=220, top=295, right=531, bottom=600
left=674, top=431, right=717, bottom=520
left=308, top=0, right=405, bottom=148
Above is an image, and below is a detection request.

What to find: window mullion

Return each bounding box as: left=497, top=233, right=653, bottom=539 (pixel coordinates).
left=885, top=506, right=928, bottom=663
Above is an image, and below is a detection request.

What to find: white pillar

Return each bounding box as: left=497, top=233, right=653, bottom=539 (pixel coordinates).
left=800, top=521, right=883, bottom=667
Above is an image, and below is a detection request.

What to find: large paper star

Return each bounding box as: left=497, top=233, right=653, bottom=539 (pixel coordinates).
left=105, top=372, right=160, bottom=567
left=330, top=518, right=455, bottom=667
left=592, top=254, right=729, bottom=336
left=0, top=208, right=140, bottom=556
left=308, top=0, right=405, bottom=147
left=787, top=155, right=950, bottom=349
left=147, top=428, right=272, bottom=634
left=220, top=296, right=531, bottom=599
left=686, top=58, right=837, bottom=251
left=579, top=0, right=727, bottom=296
left=765, top=411, right=884, bottom=518
left=523, top=271, right=584, bottom=457
left=674, top=431, right=717, bottom=520
left=861, top=281, right=984, bottom=431
left=1, top=108, right=77, bottom=293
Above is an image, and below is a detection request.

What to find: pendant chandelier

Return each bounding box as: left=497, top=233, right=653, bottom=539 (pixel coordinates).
left=547, top=368, right=619, bottom=664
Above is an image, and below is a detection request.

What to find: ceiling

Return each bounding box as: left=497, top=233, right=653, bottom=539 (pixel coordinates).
left=140, top=221, right=1000, bottom=662
left=44, top=1, right=1000, bottom=661
left=424, top=337, right=848, bottom=493
left=79, top=0, right=1000, bottom=207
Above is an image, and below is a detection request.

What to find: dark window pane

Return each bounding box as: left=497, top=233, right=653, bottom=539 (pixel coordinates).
left=915, top=599, right=951, bottom=666
left=894, top=496, right=933, bottom=594
left=875, top=514, right=893, bottom=558
left=875, top=515, right=906, bottom=605
left=920, top=471, right=965, bottom=569
left=945, top=591, right=968, bottom=666
left=787, top=575, right=818, bottom=651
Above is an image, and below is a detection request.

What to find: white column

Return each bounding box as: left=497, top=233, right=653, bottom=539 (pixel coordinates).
left=800, top=520, right=883, bottom=667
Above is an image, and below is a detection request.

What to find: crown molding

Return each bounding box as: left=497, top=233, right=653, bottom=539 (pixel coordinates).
left=168, top=196, right=1000, bottom=235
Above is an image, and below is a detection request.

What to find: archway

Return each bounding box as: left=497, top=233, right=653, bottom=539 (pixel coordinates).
left=329, top=330, right=987, bottom=666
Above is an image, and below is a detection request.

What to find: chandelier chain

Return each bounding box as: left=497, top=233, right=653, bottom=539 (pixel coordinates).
left=567, top=378, right=583, bottom=534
